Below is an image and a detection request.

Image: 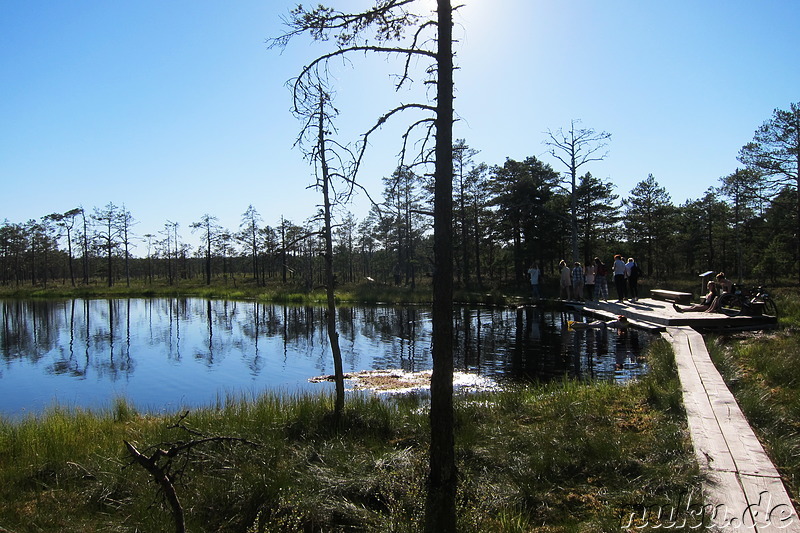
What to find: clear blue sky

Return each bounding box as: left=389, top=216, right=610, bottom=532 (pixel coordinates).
left=2, top=0, right=798, bottom=253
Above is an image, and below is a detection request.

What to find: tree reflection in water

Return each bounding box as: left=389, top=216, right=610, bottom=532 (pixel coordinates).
left=0, top=299, right=652, bottom=417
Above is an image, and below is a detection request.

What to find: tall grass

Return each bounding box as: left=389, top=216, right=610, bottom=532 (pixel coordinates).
left=705, top=286, right=800, bottom=503
left=708, top=332, right=800, bottom=502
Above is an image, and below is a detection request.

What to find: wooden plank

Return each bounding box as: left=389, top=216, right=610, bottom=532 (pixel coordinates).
left=699, top=470, right=800, bottom=532
left=667, top=328, right=737, bottom=472
left=739, top=474, right=800, bottom=531
left=663, top=326, right=800, bottom=532
left=701, top=470, right=754, bottom=530
left=569, top=305, right=664, bottom=332
left=578, top=298, right=777, bottom=331
left=683, top=329, right=782, bottom=478
left=651, top=289, right=693, bottom=304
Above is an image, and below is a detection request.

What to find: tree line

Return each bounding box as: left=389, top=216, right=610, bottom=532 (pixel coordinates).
left=2, top=103, right=799, bottom=290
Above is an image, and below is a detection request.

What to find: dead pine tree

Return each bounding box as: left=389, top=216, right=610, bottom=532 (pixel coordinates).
left=291, top=76, right=354, bottom=420
left=316, top=88, right=348, bottom=421
left=544, top=120, right=611, bottom=263
left=270, top=1, right=458, bottom=530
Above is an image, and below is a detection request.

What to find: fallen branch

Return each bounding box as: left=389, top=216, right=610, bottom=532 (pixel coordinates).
left=124, top=413, right=261, bottom=533
left=124, top=440, right=186, bottom=533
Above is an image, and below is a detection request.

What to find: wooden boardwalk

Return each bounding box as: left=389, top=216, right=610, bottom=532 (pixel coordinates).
left=666, top=326, right=798, bottom=531
left=569, top=298, right=796, bottom=531
left=577, top=297, right=777, bottom=332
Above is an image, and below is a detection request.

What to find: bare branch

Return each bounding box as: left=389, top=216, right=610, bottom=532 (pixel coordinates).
left=394, top=19, right=438, bottom=90
left=278, top=230, right=324, bottom=253
left=125, top=440, right=186, bottom=533
left=353, top=102, right=437, bottom=178
left=399, top=117, right=436, bottom=168
left=292, top=45, right=436, bottom=104
left=543, top=121, right=611, bottom=174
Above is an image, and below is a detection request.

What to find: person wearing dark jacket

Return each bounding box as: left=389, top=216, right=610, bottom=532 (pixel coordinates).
left=594, top=257, right=609, bottom=301
left=625, top=257, right=641, bottom=302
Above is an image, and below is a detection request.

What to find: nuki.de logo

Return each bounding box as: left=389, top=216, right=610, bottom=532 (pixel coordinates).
left=621, top=490, right=797, bottom=530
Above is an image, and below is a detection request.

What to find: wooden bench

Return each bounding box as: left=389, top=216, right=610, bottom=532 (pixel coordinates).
left=650, top=289, right=693, bottom=304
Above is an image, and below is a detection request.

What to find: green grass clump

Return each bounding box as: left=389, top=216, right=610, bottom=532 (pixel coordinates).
left=705, top=286, right=800, bottom=503
left=0, top=342, right=700, bottom=532
left=709, top=330, right=800, bottom=503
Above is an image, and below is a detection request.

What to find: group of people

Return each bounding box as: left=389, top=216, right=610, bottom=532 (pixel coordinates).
left=527, top=255, right=641, bottom=303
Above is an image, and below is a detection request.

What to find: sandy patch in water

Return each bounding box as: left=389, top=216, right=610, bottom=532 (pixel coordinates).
left=309, top=369, right=499, bottom=394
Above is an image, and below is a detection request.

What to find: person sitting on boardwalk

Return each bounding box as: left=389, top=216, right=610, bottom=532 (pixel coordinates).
left=673, top=281, right=719, bottom=313
left=716, top=272, right=733, bottom=293
left=570, top=315, right=629, bottom=330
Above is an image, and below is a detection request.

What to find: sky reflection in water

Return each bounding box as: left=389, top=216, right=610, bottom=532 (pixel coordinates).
left=0, top=298, right=652, bottom=418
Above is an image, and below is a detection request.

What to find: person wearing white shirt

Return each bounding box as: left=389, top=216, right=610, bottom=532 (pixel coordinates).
left=527, top=263, right=541, bottom=300
left=613, top=254, right=627, bottom=303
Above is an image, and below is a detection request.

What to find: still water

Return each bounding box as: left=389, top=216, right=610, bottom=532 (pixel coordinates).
left=0, top=298, right=653, bottom=419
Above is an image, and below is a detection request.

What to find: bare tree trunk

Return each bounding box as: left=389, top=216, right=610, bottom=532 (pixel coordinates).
left=319, top=92, right=346, bottom=418
left=81, top=209, right=89, bottom=285
left=425, top=1, right=456, bottom=531
left=67, top=227, right=75, bottom=287
left=206, top=231, right=212, bottom=285
left=281, top=218, right=288, bottom=283
left=473, top=197, right=483, bottom=288
left=570, top=164, right=579, bottom=263
left=459, top=160, right=470, bottom=287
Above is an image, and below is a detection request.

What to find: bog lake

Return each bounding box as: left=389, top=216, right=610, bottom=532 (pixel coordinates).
left=0, top=298, right=655, bottom=419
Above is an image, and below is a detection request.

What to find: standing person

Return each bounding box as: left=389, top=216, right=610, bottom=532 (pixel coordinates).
left=559, top=260, right=572, bottom=300
left=594, top=257, right=609, bottom=301
left=613, top=254, right=627, bottom=303
left=571, top=262, right=585, bottom=302
left=527, top=262, right=541, bottom=300
left=625, top=257, right=641, bottom=302
left=584, top=262, right=596, bottom=301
